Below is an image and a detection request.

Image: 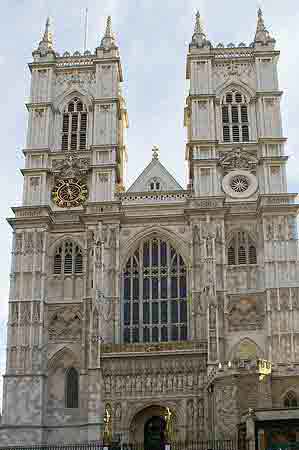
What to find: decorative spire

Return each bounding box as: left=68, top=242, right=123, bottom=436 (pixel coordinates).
left=190, top=11, right=211, bottom=49
left=100, top=16, right=117, bottom=50
left=34, top=17, right=55, bottom=57
left=43, top=17, right=53, bottom=47
left=194, top=11, right=205, bottom=35
left=254, top=7, right=275, bottom=47
left=152, top=146, right=159, bottom=160
left=105, top=16, right=113, bottom=38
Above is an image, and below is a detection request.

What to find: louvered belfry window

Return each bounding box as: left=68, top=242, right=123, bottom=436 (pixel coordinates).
left=123, top=238, right=188, bottom=344
left=61, top=98, right=87, bottom=151
left=227, top=231, right=257, bottom=266
left=222, top=90, right=250, bottom=143
left=65, top=368, right=79, bottom=409
left=53, top=241, right=83, bottom=274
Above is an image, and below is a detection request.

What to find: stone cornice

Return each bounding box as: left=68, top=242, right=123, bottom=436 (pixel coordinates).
left=7, top=205, right=53, bottom=229
left=25, top=101, right=53, bottom=111
left=93, top=97, right=119, bottom=104
left=256, top=90, right=283, bottom=97
left=187, top=94, right=215, bottom=101
left=252, top=49, right=280, bottom=58
left=28, top=61, right=56, bottom=72
left=259, top=156, right=288, bottom=163
left=20, top=168, right=51, bottom=175
left=23, top=147, right=50, bottom=155
left=258, top=137, right=287, bottom=143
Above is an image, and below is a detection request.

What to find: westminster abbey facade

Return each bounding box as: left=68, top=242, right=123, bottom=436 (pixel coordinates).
left=1, top=9, right=299, bottom=449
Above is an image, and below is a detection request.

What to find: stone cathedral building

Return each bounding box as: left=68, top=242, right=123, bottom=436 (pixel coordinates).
left=1, top=8, right=299, bottom=449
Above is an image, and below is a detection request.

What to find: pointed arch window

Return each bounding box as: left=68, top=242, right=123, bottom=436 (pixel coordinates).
left=61, top=97, right=88, bottom=151
left=122, top=238, right=188, bottom=343
left=284, top=391, right=298, bottom=408
left=221, top=90, right=250, bottom=143
left=227, top=231, right=257, bottom=266
left=53, top=240, right=83, bottom=274
left=65, top=368, right=79, bottom=409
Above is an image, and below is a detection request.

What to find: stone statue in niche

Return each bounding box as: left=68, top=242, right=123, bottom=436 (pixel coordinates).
left=206, top=234, right=213, bottom=258
left=115, top=403, right=122, bottom=421
left=266, top=222, right=274, bottom=240
left=95, top=291, right=112, bottom=341
left=187, top=400, right=194, bottom=428
left=209, top=304, right=217, bottom=328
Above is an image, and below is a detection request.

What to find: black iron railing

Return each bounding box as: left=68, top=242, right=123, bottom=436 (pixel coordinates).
left=0, top=444, right=103, bottom=450
left=0, top=440, right=244, bottom=450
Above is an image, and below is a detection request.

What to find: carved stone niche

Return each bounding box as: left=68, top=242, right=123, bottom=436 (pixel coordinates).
left=227, top=294, right=265, bottom=331
left=48, top=305, right=82, bottom=341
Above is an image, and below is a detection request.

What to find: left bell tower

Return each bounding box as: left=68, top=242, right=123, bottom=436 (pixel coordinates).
left=23, top=15, right=128, bottom=207
left=0, top=16, right=128, bottom=446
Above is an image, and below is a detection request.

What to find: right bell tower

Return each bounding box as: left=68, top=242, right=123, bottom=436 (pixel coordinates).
left=185, top=9, right=287, bottom=199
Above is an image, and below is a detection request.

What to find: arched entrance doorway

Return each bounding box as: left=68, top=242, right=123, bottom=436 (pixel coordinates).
left=144, top=416, right=166, bottom=450
left=129, top=404, right=176, bottom=446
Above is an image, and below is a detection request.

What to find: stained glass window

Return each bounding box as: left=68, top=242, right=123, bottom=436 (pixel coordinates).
left=122, top=238, right=188, bottom=343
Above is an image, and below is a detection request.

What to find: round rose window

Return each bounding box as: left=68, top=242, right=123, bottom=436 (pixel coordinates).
left=230, top=175, right=249, bottom=193
left=222, top=170, right=258, bottom=199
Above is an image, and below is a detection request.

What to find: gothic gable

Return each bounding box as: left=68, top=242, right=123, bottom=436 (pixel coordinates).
left=127, top=152, right=183, bottom=193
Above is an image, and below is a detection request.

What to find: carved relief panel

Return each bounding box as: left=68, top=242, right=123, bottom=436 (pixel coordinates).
left=48, top=305, right=82, bottom=342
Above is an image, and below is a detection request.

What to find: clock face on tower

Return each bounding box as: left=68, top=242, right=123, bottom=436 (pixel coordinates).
left=52, top=178, right=88, bottom=208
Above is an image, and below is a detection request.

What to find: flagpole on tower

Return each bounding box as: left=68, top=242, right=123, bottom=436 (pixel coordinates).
left=83, top=7, right=88, bottom=52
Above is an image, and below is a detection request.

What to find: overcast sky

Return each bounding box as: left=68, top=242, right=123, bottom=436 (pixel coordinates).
left=0, top=0, right=299, bottom=406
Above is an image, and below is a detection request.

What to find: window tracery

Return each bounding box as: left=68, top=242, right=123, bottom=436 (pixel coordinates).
left=53, top=240, right=83, bottom=274
left=65, top=367, right=79, bottom=408
left=122, top=238, right=188, bottom=343
left=148, top=178, right=162, bottom=191
left=221, top=90, right=250, bottom=143
left=227, top=231, right=257, bottom=266
left=61, top=97, right=88, bottom=151
left=284, top=391, right=298, bottom=408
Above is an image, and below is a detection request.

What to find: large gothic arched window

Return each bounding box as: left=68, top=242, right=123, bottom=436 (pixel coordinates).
left=221, top=90, right=250, bottom=143
left=61, top=97, right=88, bottom=151
left=122, top=238, right=188, bottom=343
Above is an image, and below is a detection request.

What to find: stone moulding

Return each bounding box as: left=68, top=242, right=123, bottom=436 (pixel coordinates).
left=101, top=340, right=207, bottom=354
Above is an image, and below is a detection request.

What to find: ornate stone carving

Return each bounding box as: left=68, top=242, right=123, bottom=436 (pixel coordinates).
left=20, top=303, right=31, bottom=325
left=227, top=296, right=265, bottom=331
left=24, top=232, right=34, bottom=255
left=54, top=71, right=96, bottom=97
left=219, top=148, right=258, bottom=173
left=100, top=104, right=111, bottom=112
left=98, top=173, right=109, bottom=183
left=15, top=234, right=23, bottom=254
left=48, top=306, right=82, bottom=341
left=214, top=61, right=255, bottom=88
left=215, top=384, right=237, bottom=437
left=52, top=154, right=90, bottom=178
left=102, top=355, right=205, bottom=399
left=30, top=177, right=40, bottom=188
left=96, top=290, right=113, bottom=323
